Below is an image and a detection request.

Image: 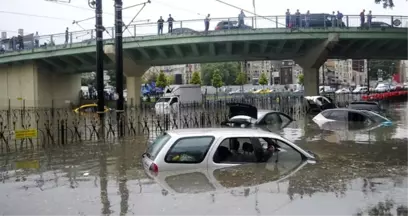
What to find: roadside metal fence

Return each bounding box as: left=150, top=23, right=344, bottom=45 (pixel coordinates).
left=0, top=94, right=306, bottom=153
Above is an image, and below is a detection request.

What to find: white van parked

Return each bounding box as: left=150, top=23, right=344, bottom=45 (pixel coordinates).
left=155, top=85, right=202, bottom=115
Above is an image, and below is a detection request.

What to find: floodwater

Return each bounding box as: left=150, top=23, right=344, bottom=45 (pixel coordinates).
left=1, top=103, right=407, bottom=215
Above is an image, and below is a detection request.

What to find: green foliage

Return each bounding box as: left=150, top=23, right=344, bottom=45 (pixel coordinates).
left=259, top=73, right=268, bottom=86
left=144, top=72, right=158, bottom=84
left=211, top=70, right=223, bottom=89
left=297, top=73, right=304, bottom=85
left=166, top=74, right=174, bottom=85
left=374, top=0, right=395, bottom=8
left=201, top=62, right=240, bottom=86
left=156, top=71, right=168, bottom=89
left=190, top=71, right=202, bottom=85
left=106, top=70, right=126, bottom=87
left=235, top=72, right=247, bottom=85
left=368, top=60, right=399, bottom=80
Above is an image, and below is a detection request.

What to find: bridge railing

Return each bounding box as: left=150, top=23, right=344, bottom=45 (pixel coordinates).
left=1, top=14, right=407, bottom=55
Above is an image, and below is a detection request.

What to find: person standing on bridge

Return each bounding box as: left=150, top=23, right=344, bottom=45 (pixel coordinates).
left=304, top=10, right=310, bottom=28
left=367, top=10, right=373, bottom=28
left=64, top=27, right=69, bottom=48
left=204, top=14, right=211, bottom=33
left=295, top=9, right=301, bottom=27
left=34, top=32, right=39, bottom=48
left=157, top=16, right=164, bottom=35
left=238, top=9, right=246, bottom=28
left=167, top=14, right=174, bottom=33
left=337, top=11, right=344, bottom=28
left=360, top=9, right=366, bottom=28
left=285, top=9, right=291, bottom=28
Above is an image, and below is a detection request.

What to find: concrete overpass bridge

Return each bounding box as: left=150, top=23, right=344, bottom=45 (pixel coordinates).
left=0, top=15, right=407, bottom=107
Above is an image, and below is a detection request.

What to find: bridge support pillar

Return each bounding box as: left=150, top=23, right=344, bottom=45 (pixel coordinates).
left=104, top=45, right=149, bottom=107
left=0, top=62, right=81, bottom=108
left=295, top=33, right=339, bottom=96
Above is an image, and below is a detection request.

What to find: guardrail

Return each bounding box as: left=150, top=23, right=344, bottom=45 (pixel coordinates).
left=0, top=14, right=407, bottom=55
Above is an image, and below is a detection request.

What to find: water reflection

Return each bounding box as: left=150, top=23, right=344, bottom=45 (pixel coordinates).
left=0, top=102, right=407, bottom=215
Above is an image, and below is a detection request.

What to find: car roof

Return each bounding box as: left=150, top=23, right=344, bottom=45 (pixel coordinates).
left=322, top=108, right=365, bottom=113
left=167, top=128, right=281, bottom=138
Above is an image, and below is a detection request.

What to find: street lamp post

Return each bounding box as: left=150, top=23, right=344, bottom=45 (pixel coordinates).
left=114, top=0, right=125, bottom=137
left=89, top=0, right=106, bottom=135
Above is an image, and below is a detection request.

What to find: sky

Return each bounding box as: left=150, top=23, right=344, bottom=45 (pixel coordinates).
left=1, top=0, right=408, bottom=39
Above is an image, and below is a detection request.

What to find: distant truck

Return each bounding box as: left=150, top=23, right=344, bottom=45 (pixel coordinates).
left=155, top=84, right=202, bottom=115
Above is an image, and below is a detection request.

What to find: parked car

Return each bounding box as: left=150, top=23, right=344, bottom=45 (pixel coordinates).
left=335, top=88, right=351, bottom=94
left=220, top=103, right=293, bottom=130
left=312, top=108, right=392, bottom=130
left=353, top=86, right=368, bottom=93
left=362, top=22, right=392, bottom=28
left=142, top=128, right=317, bottom=175
left=347, top=101, right=382, bottom=113
left=305, top=96, right=337, bottom=113
left=290, top=13, right=345, bottom=28
left=171, top=28, right=197, bottom=34
left=375, top=83, right=391, bottom=92
left=215, top=20, right=252, bottom=30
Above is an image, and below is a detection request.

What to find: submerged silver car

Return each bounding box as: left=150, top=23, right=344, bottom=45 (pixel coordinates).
left=142, top=128, right=317, bottom=177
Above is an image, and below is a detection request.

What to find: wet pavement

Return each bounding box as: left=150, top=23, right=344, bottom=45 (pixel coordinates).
left=1, top=102, right=407, bottom=215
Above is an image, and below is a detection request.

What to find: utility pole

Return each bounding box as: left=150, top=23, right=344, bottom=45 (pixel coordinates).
left=114, top=0, right=124, bottom=137
left=91, top=0, right=105, bottom=135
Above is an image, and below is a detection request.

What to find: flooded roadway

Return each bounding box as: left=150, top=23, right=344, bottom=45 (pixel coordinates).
left=0, top=103, right=407, bottom=215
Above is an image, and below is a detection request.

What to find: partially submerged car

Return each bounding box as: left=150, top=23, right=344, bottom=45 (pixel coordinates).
left=305, top=96, right=337, bottom=113
left=142, top=128, right=317, bottom=176
left=220, top=103, right=293, bottom=129
left=151, top=156, right=309, bottom=194
left=312, top=108, right=392, bottom=130
left=347, top=101, right=383, bottom=113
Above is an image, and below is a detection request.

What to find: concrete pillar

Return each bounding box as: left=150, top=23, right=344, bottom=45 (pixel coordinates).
left=295, top=33, right=339, bottom=96
left=104, top=45, right=149, bottom=107
left=126, top=76, right=142, bottom=106
left=303, top=67, right=319, bottom=96
left=0, top=62, right=81, bottom=109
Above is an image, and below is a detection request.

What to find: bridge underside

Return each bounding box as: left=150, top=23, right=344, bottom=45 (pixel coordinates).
left=0, top=28, right=407, bottom=106
left=30, top=38, right=407, bottom=74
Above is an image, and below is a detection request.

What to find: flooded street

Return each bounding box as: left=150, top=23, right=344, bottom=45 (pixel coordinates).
left=1, top=102, right=407, bottom=215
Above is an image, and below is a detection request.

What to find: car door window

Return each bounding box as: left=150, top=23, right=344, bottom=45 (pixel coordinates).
left=170, top=97, right=178, bottom=105
left=348, top=111, right=367, bottom=122
left=327, top=110, right=347, bottom=121
left=269, top=139, right=303, bottom=164
left=165, top=136, right=214, bottom=163
left=213, top=137, right=262, bottom=164
left=263, top=113, right=282, bottom=125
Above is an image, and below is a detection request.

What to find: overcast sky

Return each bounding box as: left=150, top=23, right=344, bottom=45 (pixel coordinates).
left=1, top=0, right=408, bottom=38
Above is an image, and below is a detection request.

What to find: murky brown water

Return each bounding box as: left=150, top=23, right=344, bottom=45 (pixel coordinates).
left=1, top=103, right=407, bottom=215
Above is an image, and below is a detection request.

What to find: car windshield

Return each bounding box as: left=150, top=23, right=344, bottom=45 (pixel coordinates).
left=146, top=133, right=171, bottom=160
left=360, top=110, right=390, bottom=123
left=157, top=97, right=171, bottom=103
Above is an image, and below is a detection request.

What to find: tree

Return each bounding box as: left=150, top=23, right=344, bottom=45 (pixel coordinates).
left=201, top=62, right=240, bottom=85
left=368, top=60, right=399, bottom=80
left=259, top=72, right=268, bottom=86
left=190, top=71, right=202, bottom=85
left=106, top=70, right=127, bottom=88
left=211, top=70, right=223, bottom=97
left=166, top=74, right=174, bottom=85
left=143, top=71, right=158, bottom=84
left=235, top=72, right=247, bottom=85
left=375, top=0, right=394, bottom=8
left=156, top=71, right=167, bottom=89
left=297, top=73, right=304, bottom=86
